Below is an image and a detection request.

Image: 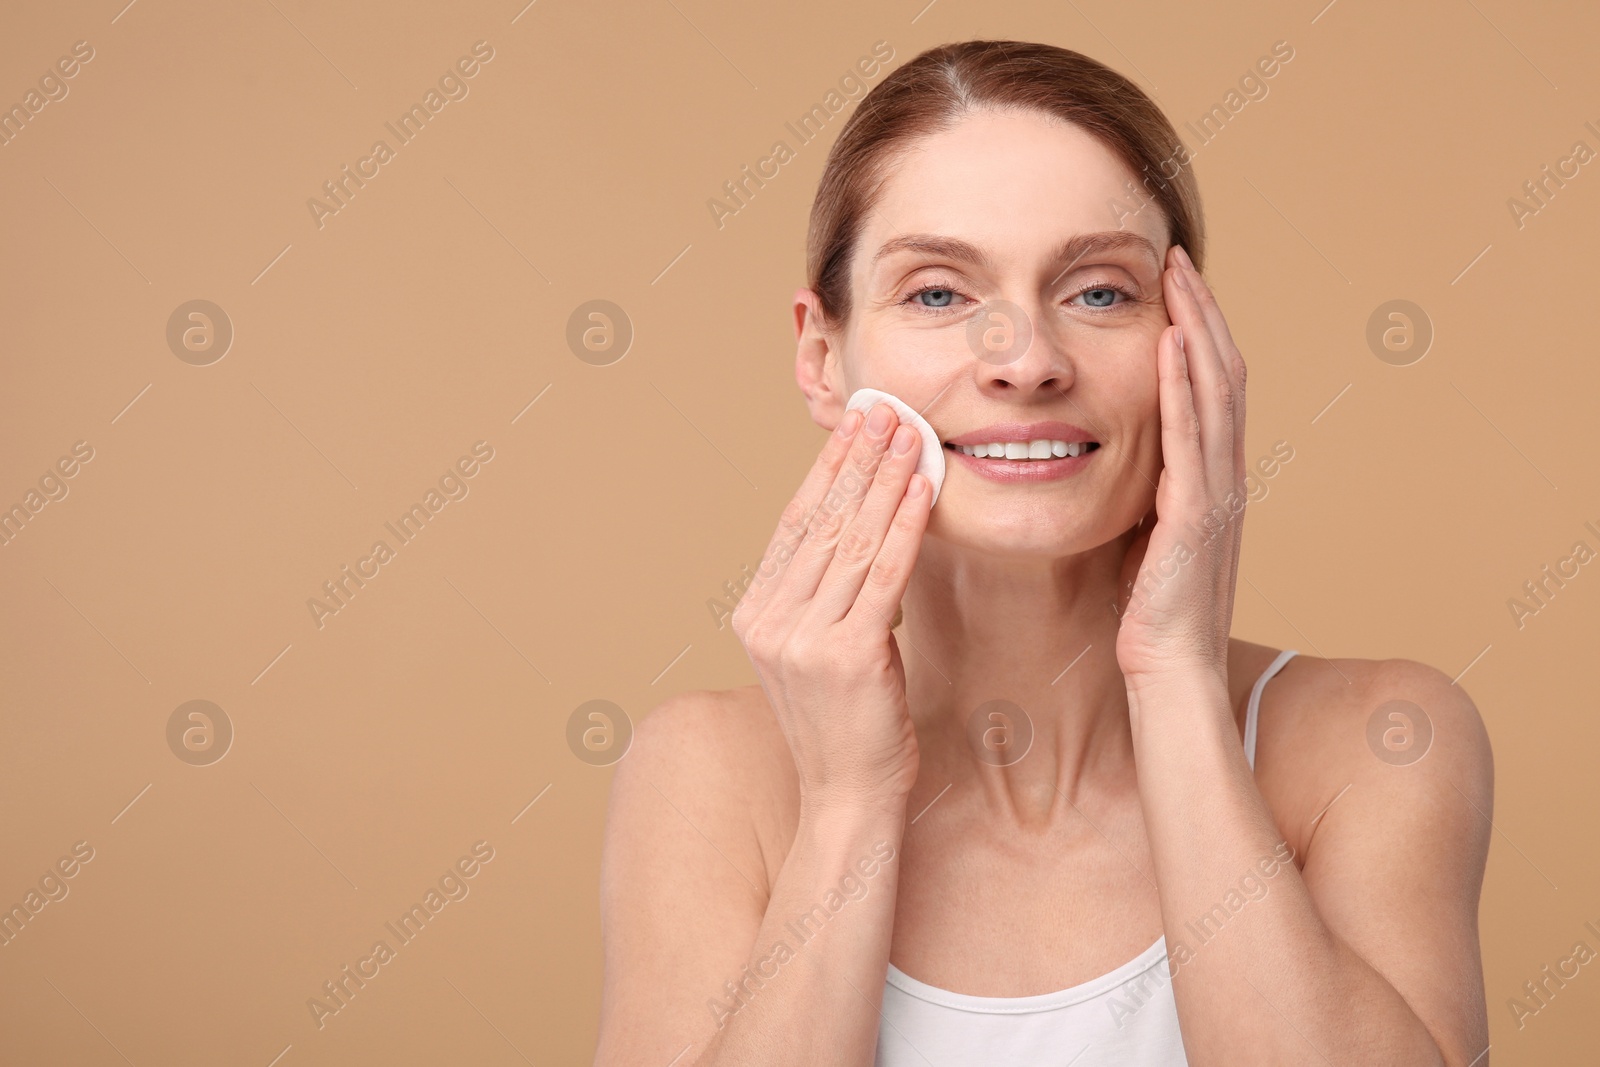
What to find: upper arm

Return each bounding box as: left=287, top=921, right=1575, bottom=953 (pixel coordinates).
left=1297, top=658, right=1494, bottom=1065
left=594, top=690, right=775, bottom=1066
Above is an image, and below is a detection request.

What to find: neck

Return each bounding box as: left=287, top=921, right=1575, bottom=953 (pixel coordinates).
left=898, top=528, right=1142, bottom=826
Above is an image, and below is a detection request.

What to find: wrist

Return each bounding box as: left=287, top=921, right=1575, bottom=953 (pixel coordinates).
left=1125, top=667, right=1231, bottom=732
left=798, top=789, right=909, bottom=831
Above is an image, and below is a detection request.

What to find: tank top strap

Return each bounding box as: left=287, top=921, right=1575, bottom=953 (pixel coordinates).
left=1244, top=649, right=1299, bottom=770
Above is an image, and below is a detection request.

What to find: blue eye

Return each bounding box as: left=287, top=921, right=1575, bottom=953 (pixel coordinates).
left=917, top=288, right=956, bottom=307
left=1080, top=287, right=1119, bottom=308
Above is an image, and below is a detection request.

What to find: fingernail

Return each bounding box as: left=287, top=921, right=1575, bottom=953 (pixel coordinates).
left=839, top=409, right=863, bottom=437
left=1175, top=326, right=1185, bottom=352
left=906, top=473, right=926, bottom=498
left=892, top=424, right=916, bottom=454
left=1172, top=266, right=1191, bottom=293
left=867, top=403, right=893, bottom=436
left=1174, top=245, right=1194, bottom=269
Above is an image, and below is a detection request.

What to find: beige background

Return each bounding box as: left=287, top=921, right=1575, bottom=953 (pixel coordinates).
left=1, top=0, right=1596, bottom=1063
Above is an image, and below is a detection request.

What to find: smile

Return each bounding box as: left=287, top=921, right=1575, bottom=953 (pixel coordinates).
left=937, top=420, right=1101, bottom=484
left=939, top=439, right=1100, bottom=484
left=944, top=439, right=1098, bottom=460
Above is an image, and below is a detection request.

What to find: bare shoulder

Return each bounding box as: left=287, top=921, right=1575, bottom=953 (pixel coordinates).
left=594, top=685, right=799, bottom=1063
left=603, top=683, right=798, bottom=896
left=1246, top=641, right=1494, bottom=861
left=1244, top=646, right=1495, bottom=1060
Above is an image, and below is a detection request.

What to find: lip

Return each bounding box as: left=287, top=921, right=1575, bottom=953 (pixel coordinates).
left=944, top=442, right=1099, bottom=484
left=941, top=421, right=1097, bottom=446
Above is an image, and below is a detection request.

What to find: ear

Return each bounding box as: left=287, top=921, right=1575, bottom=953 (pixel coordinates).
left=793, top=287, right=847, bottom=432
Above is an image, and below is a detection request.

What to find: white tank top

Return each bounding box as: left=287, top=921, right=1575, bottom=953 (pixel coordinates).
left=875, top=649, right=1300, bottom=1066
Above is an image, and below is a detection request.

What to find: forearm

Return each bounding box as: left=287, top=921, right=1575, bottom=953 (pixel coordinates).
left=1128, top=673, right=1444, bottom=1066
left=693, top=798, right=907, bottom=1067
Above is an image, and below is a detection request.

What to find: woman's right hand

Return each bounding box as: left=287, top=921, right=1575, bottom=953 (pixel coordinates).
left=730, top=402, right=934, bottom=813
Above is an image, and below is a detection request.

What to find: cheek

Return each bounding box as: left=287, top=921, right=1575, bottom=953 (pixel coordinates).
left=1088, top=339, right=1164, bottom=467
left=1087, top=332, right=1161, bottom=408
left=1130, top=373, right=1163, bottom=450
left=844, top=325, right=967, bottom=403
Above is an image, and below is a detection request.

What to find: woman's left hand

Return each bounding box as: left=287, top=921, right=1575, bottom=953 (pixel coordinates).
left=1114, top=244, right=1249, bottom=690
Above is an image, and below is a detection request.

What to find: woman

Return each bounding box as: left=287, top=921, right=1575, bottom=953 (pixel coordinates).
left=597, top=40, right=1492, bottom=1066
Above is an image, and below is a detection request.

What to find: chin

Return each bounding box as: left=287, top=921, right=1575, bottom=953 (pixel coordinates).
left=927, top=501, right=1123, bottom=559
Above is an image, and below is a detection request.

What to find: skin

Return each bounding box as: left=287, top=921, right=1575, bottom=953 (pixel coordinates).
left=596, top=108, right=1493, bottom=1066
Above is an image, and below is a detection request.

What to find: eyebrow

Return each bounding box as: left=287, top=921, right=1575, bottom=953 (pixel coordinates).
left=872, top=230, right=1161, bottom=277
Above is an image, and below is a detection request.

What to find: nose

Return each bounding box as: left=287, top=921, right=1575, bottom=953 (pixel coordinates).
left=970, top=298, right=1075, bottom=398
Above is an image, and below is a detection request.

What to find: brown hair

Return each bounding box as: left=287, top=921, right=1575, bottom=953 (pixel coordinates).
left=805, top=39, right=1205, bottom=328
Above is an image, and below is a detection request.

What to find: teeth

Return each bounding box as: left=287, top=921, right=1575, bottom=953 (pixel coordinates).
left=952, top=439, right=1092, bottom=460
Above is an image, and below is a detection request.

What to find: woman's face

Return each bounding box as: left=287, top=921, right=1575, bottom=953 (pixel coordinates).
left=805, top=108, right=1173, bottom=558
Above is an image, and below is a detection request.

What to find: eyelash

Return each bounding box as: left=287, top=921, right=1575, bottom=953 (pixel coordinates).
left=902, top=278, right=1139, bottom=314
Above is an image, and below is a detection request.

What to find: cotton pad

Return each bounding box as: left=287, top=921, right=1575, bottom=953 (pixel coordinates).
left=843, top=388, right=946, bottom=506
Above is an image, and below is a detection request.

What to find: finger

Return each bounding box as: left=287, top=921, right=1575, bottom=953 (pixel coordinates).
left=1163, top=252, right=1234, bottom=492
left=845, top=470, right=933, bottom=635
left=1174, top=256, right=1249, bottom=497
left=767, top=402, right=902, bottom=616
left=1175, top=248, right=1245, bottom=392
left=808, top=422, right=922, bottom=624
left=738, top=407, right=864, bottom=621
left=1156, top=321, right=1205, bottom=512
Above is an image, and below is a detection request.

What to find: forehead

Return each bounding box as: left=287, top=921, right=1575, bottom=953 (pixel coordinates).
left=864, top=108, right=1163, bottom=262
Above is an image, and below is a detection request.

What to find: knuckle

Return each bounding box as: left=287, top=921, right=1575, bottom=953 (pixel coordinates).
left=749, top=627, right=787, bottom=665
left=778, top=497, right=810, bottom=537
left=730, top=598, right=758, bottom=636
left=835, top=526, right=875, bottom=565
left=781, top=631, right=823, bottom=670
left=809, top=503, right=845, bottom=543
left=846, top=450, right=880, bottom=488
left=732, top=609, right=761, bottom=646
left=1182, top=406, right=1202, bottom=444
left=1213, top=376, right=1234, bottom=410
left=813, top=485, right=844, bottom=519
left=867, top=548, right=903, bottom=589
